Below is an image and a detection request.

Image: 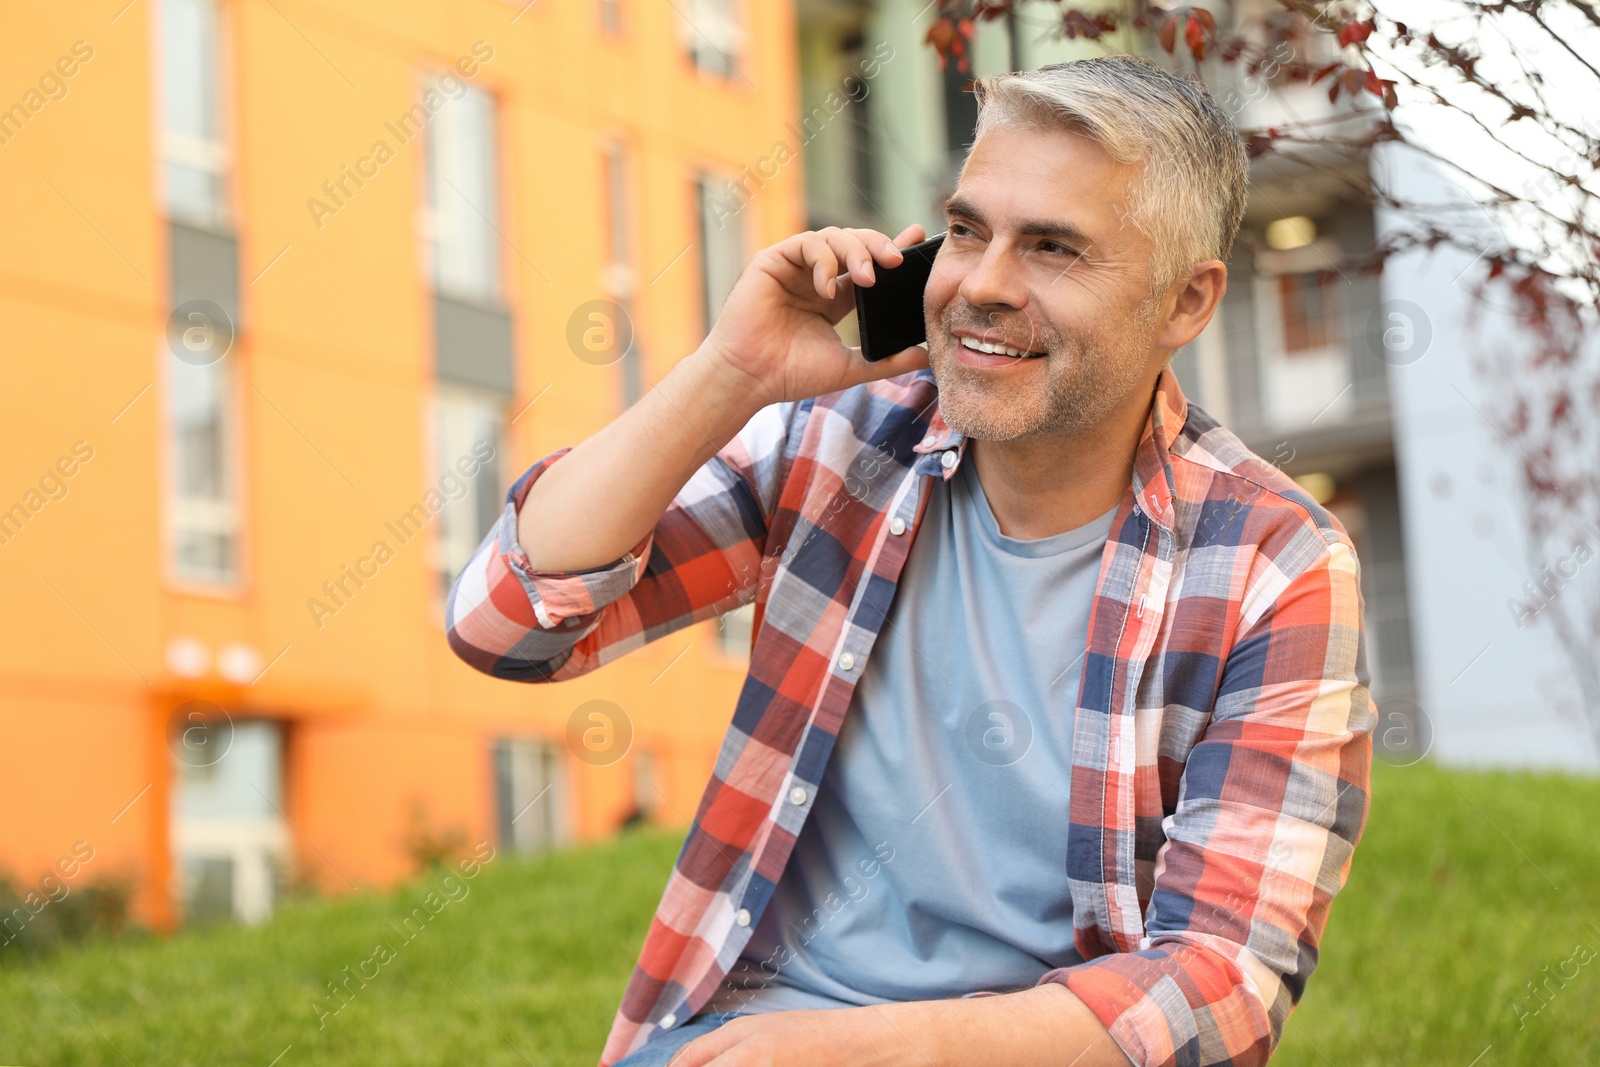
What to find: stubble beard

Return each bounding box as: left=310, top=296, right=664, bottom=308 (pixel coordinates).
left=926, top=296, right=1163, bottom=443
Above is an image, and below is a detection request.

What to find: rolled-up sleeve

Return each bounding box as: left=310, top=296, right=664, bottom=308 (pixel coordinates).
left=1046, top=534, right=1377, bottom=1067
left=445, top=399, right=803, bottom=683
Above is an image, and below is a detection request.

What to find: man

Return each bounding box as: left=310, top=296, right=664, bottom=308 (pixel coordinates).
left=446, top=55, right=1374, bottom=1067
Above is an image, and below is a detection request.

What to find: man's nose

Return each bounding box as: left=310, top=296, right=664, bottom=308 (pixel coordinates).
left=956, top=241, right=1028, bottom=311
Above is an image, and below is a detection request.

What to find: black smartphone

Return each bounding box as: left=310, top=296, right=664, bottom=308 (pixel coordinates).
left=855, top=232, right=945, bottom=362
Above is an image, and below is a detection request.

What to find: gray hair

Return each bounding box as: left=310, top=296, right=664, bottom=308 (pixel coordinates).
left=965, top=54, right=1248, bottom=298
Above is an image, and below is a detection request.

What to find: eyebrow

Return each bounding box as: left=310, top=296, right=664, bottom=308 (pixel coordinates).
left=943, top=194, right=1093, bottom=251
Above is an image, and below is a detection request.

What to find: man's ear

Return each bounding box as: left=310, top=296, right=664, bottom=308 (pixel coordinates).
left=1154, top=260, right=1228, bottom=351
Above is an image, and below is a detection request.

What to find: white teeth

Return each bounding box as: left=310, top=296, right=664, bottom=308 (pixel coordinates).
left=959, top=336, right=1036, bottom=358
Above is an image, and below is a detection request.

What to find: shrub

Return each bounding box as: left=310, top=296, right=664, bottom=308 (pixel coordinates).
left=0, top=869, right=134, bottom=963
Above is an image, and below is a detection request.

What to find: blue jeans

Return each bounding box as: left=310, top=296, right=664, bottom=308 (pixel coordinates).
left=612, top=1012, right=747, bottom=1067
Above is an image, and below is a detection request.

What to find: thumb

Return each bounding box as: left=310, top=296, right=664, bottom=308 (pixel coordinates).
left=853, top=343, right=932, bottom=385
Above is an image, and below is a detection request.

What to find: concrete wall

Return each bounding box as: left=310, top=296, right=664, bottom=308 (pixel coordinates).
left=1377, top=147, right=1599, bottom=772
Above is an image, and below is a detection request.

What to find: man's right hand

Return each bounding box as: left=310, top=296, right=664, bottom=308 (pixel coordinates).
left=514, top=223, right=933, bottom=574
left=698, top=223, right=934, bottom=409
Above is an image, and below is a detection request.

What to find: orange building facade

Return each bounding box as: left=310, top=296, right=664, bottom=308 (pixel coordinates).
left=0, top=0, right=801, bottom=930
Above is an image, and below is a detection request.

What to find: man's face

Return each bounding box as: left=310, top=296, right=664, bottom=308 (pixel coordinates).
left=923, top=123, right=1167, bottom=443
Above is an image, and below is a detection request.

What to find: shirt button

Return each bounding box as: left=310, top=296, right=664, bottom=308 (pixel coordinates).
left=735, top=908, right=751, bottom=927
left=922, top=434, right=937, bottom=447
left=889, top=516, right=907, bottom=536
left=660, top=1013, right=678, bottom=1030
left=940, top=450, right=957, bottom=469
left=789, top=785, right=808, bottom=806
left=838, top=652, right=856, bottom=671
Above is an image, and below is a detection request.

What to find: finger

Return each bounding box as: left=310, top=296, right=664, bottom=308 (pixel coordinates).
left=838, top=225, right=932, bottom=293
left=796, top=231, right=843, bottom=299
left=824, top=272, right=858, bottom=324
left=891, top=222, right=927, bottom=249
left=851, top=342, right=932, bottom=385
left=665, top=1021, right=745, bottom=1067
left=664, top=1036, right=713, bottom=1067
left=845, top=226, right=919, bottom=269
left=818, top=228, right=882, bottom=292
left=782, top=226, right=921, bottom=301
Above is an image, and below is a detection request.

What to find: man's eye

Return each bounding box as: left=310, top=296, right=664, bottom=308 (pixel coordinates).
left=1043, top=242, right=1079, bottom=257
left=948, top=222, right=976, bottom=237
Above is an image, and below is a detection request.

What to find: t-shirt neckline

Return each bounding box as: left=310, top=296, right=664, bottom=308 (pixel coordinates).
left=957, top=456, right=1120, bottom=559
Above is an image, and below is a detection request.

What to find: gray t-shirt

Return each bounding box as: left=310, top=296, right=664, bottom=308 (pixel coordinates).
left=706, top=452, right=1117, bottom=1014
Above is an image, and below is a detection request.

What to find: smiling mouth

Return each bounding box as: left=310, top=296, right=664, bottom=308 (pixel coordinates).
left=956, top=335, right=1045, bottom=359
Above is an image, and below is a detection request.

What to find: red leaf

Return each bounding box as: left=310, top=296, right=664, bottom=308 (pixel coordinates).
left=1551, top=394, right=1571, bottom=425
left=1185, top=15, right=1207, bottom=59
left=1311, top=61, right=1341, bottom=84
left=1245, top=134, right=1277, bottom=159
left=1195, top=7, right=1216, bottom=33
left=1063, top=9, right=1106, bottom=39
left=1160, top=13, right=1178, bottom=54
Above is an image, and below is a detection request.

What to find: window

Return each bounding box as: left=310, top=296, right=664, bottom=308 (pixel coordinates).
left=941, top=49, right=978, bottom=171
left=842, top=34, right=878, bottom=217
left=1277, top=271, right=1340, bottom=353
left=426, top=79, right=501, bottom=304
left=172, top=719, right=289, bottom=926
left=161, top=0, right=228, bottom=229
left=695, top=173, right=745, bottom=338
left=435, top=387, right=505, bottom=599
left=681, top=0, right=743, bottom=79
left=716, top=602, right=755, bottom=662
left=603, top=141, right=643, bottom=405
left=168, top=350, right=238, bottom=584
left=630, top=748, right=659, bottom=824
left=495, top=738, right=565, bottom=854
left=161, top=0, right=237, bottom=585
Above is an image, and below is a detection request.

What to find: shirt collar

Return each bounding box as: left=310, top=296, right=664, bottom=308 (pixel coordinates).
left=1130, top=365, right=1189, bottom=531
left=910, top=371, right=966, bottom=479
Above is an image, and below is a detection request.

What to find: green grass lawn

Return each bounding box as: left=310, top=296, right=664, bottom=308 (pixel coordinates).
left=3, top=761, right=1597, bottom=1066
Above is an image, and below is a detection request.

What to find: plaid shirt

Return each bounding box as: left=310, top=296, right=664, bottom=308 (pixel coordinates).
left=446, top=366, right=1375, bottom=1067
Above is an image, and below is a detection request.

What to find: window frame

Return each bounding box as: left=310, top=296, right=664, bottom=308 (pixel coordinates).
left=602, top=136, right=644, bottom=407
left=693, top=169, right=747, bottom=340
left=679, top=0, right=745, bottom=82
left=495, top=736, right=570, bottom=854
left=422, top=72, right=505, bottom=308
left=161, top=338, right=247, bottom=593
left=431, top=383, right=509, bottom=613
left=157, top=0, right=233, bottom=232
